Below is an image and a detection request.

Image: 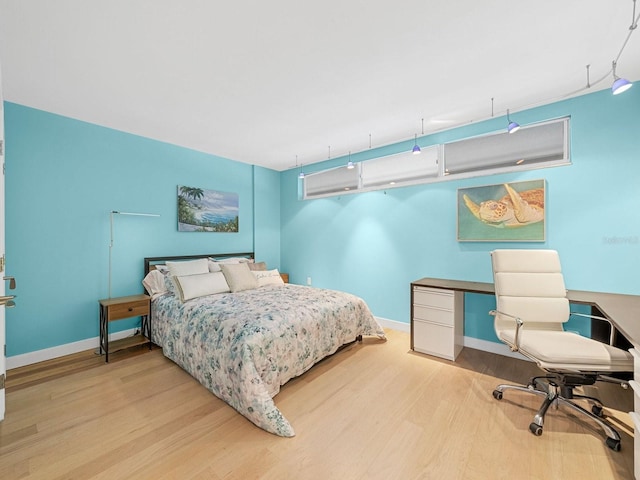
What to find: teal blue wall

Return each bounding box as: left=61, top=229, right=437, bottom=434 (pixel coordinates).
left=253, top=167, right=281, bottom=270
left=5, top=103, right=280, bottom=357
left=5, top=86, right=638, bottom=358
left=280, top=88, right=640, bottom=342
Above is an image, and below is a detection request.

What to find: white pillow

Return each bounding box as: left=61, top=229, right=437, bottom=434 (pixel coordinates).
left=173, top=272, right=230, bottom=302
left=142, top=270, right=168, bottom=297
left=248, top=261, right=267, bottom=271
left=166, top=258, right=209, bottom=276
left=252, top=269, right=285, bottom=287
left=208, top=260, right=222, bottom=272
left=220, top=263, right=258, bottom=292
left=212, top=256, right=253, bottom=264
left=153, top=264, right=170, bottom=275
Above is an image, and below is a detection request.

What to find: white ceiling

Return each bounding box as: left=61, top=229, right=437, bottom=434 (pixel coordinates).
left=1, top=1, right=638, bottom=171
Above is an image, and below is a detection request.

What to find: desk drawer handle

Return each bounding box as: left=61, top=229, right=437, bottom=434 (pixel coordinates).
left=128, top=307, right=133, bottom=312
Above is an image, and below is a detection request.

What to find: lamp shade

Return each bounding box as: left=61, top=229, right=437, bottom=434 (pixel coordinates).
left=412, top=133, right=421, bottom=155
left=508, top=121, right=521, bottom=134
left=612, top=77, right=632, bottom=95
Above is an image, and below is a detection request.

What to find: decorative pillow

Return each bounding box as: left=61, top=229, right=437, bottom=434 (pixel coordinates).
left=212, top=256, right=254, bottom=264
left=166, top=258, right=209, bottom=276
left=248, top=261, right=267, bottom=271
left=208, top=260, right=222, bottom=272
left=252, top=269, right=285, bottom=287
left=142, top=270, right=168, bottom=297
left=173, top=272, right=230, bottom=302
left=220, top=263, right=259, bottom=293
left=153, top=264, right=170, bottom=275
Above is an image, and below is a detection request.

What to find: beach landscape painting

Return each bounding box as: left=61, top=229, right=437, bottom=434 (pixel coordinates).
left=178, top=185, right=239, bottom=232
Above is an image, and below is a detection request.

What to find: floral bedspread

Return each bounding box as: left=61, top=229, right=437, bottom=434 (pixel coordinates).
left=151, top=284, right=386, bottom=437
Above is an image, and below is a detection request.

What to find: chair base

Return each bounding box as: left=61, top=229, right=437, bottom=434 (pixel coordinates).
left=492, top=379, right=622, bottom=451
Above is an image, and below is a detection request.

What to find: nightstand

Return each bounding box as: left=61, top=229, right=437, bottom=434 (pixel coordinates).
left=99, top=294, right=151, bottom=362
left=280, top=273, right=289, bottom=283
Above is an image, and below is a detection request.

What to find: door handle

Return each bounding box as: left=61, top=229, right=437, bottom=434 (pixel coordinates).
left=3, top=276, right=16, bottom=289
left=0, top=294, right=16, bottom=308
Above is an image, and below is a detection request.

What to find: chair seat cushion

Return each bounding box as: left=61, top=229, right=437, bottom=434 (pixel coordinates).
left=500, top=330, right=633, bottom=371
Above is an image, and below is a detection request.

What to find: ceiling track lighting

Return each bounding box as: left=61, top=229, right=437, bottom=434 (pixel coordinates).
left=297, top=1, right=638, bottom=177
left=611, top=60, right=632, bottom=95
left=506, top=109, right=520, bottom=134
left=608, top=0, right=637, bottom=95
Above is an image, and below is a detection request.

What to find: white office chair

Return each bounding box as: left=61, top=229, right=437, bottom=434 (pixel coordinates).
left=490, top=249, right=633, bottom=451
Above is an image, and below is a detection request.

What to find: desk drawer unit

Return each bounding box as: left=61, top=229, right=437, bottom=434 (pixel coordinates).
left=411, top=286, right=463, bottom=361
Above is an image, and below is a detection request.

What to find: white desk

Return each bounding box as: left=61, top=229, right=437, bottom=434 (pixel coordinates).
left=410, top=277, right=640, bottom=348
left=411, top=277, right=640, bottom=477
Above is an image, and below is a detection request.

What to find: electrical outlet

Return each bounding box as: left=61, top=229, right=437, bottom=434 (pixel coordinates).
left=307, top=276, right=312, bottom=286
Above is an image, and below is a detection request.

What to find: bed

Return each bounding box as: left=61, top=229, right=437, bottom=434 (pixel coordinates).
left=142, top=253, right=386, bottom=437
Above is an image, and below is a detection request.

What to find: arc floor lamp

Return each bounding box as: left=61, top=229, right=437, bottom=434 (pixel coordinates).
left=109, top=210, right=160, bottom=299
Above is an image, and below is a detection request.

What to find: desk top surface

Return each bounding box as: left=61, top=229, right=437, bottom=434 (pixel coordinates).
left=412, top=277, right=640, bottom=348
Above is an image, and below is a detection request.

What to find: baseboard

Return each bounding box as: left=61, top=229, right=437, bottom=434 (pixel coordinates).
left=463, top=336, right=531, bottom=361
left=7, top=318, right=403, bottom=370
left=7, top=323, right=522, bottom=370
left=6, top=329, right=138, bottom=370
left=375, top=316, right=410, bottom=333
left=374, top=318, right=527, bottom=360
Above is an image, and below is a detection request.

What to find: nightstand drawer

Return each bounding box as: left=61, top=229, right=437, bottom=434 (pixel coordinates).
left=107, top=300, right=149, bottom=321
left=99, top=294, right=152, bottom=362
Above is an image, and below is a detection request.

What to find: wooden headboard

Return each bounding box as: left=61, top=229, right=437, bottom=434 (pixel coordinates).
left=144, top=252, right=255, bottom=275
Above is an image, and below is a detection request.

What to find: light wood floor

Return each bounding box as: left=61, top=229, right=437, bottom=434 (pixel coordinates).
left=0, top=330, right=635, bottom=479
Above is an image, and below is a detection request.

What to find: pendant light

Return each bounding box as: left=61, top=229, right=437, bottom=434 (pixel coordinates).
left=507, top=109, right=520, bottom=134
left=412, top=134, right=421, bottom=155
left=346, top=151, right=354, bottom=169
left=412, top=119, right=424, bottom=154
left=611, top=61, right=632, bottom=95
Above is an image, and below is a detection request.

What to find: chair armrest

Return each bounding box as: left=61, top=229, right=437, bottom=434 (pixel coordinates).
left=570, top=312, right=617, bottom=345
left=489, top=309, right=523, bottom=352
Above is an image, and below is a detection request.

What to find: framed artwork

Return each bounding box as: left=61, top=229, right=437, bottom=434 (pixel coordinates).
left=178, top=185, right=239, bottom=232
left=457, top=179, right=545, bottom=242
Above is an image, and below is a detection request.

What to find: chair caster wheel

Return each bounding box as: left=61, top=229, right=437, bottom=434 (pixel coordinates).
left=492, top=390, right=503, bottom=400
left=605, top=437, right=621, bottom=451
left=591, top=405, right=603, bottom=417
left=529, top=423, right=543, bottom=436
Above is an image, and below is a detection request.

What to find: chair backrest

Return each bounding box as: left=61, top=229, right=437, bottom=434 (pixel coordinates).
left=491, top=249, right=570, bottom=335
